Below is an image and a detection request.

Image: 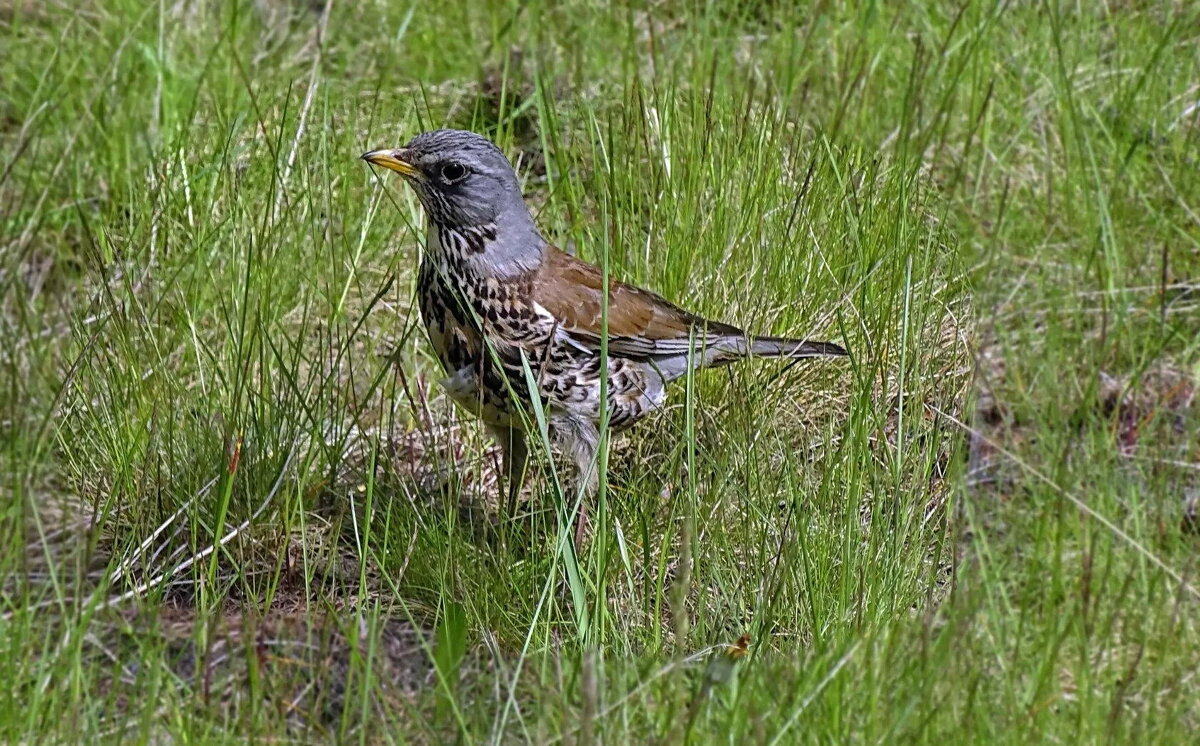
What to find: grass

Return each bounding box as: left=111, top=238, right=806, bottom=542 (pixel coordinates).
left=1, top=0, right=1198, bottom=742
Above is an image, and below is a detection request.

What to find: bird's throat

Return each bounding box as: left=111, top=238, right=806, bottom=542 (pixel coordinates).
left=428, top=218, right=546, bottom=280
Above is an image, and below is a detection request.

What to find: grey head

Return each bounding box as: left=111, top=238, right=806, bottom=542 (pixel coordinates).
left=362, top=129, right=535, bottom=231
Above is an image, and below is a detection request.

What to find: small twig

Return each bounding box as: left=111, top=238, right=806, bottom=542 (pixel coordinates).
left=1120, top=454, right=1200, bottom=472
left=109, top=475, right=220, bottom=585
left=98, top=444, right=298, bottom=611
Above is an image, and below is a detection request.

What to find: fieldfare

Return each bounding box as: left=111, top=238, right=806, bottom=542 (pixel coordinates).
left=363, top=129, right=847, bottom=537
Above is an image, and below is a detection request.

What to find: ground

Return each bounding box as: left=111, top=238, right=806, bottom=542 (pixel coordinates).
left=1, top=0, right=1198, bottom=742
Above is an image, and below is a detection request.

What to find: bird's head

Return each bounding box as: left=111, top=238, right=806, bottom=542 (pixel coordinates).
left=362, top=129, right=527, bottom=229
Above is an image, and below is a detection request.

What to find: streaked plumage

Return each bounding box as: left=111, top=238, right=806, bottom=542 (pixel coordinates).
left=363, top=129, right=847, bottom=535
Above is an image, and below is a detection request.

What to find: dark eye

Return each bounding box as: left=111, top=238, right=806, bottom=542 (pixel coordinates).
left=440, top=162, right=468, bottom=183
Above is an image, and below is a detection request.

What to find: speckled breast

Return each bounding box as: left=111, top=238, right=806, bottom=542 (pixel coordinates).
left=415, top=246, right=659, bottom=433
left=416, top=256, right=541, bottom=427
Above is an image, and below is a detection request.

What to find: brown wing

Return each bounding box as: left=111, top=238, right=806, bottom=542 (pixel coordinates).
left=530, top=246, right=742, bottom=358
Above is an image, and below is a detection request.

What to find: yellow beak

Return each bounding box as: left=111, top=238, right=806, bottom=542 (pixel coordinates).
left=361, top=149, right=420, bottom=178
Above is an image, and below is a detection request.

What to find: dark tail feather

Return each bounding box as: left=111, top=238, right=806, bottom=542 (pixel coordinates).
left=653, top=332, right=847, bottom=382
left=746, top=335, right=848, bottom=359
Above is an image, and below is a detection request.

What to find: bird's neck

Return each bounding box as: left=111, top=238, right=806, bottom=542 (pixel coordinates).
left=427, top=212, right=546, bottom=280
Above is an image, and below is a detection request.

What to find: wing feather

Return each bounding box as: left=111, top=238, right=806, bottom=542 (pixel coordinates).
left=530, top=246, right=740, bottom=359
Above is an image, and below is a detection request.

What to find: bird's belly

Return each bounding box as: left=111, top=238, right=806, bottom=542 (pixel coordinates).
left=422, top=312, right=472, bottom=377
left=422, top=318, right=504, bottom=423
left=530, top=342, right=666, bottom=431
left=419, top=284, right=524, bottom=427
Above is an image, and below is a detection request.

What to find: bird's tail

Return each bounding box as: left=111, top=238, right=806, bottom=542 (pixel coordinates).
left=695, top=333, right=847, bottom=371
left=743, top=335, right=848, bottom=359
left=650, top=330, right=848, bottom=383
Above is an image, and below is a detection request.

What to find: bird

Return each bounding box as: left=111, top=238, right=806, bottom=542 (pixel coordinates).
left=362, top=129, right=847, bottom=543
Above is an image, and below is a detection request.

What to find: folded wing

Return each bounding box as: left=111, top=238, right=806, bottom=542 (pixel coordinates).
left=531, top=246, right=740, bottom=358
left=531, top=246, right=846, bottom=383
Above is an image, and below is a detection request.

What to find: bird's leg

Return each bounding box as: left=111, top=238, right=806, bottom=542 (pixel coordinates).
left=549, top=416, right=600, bottom=553
left=492, top=425, right=529, bottom=517
left=573, top=460, right=598, bottom=554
